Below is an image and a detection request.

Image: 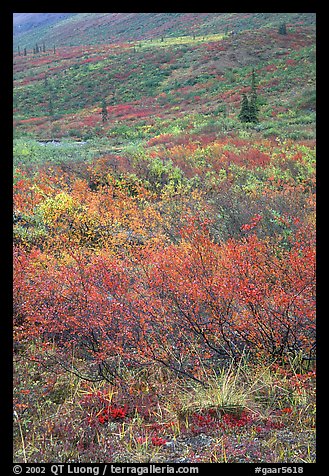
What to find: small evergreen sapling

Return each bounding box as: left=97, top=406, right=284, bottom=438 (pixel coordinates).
left=279, top=23, right=287, bottom=35
left=101, top=99, right=108, bottom=122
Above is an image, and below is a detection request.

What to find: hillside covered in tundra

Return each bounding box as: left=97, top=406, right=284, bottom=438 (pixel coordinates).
left=13, top=12, right=316, bottom=465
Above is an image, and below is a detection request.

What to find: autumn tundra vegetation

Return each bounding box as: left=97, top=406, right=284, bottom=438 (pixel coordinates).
left=13, top=13, right=316, bottom=463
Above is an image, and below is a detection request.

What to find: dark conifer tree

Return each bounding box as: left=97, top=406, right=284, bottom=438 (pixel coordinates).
left=101, top=99, right=108, bottom=122
left=238, top=94, right=250, bottom=122
left=238, top=69, right=259, bottom=123
left=48, top=96, right=54, bottom=117
left=249, top=68, right=259, bottom=123
left=279, top=23, right=287, bottom=35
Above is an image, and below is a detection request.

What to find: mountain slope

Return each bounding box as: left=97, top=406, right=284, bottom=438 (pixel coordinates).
left=13, top=13, right=75, bottom=34
left=13, top=12, right=316, bottom=49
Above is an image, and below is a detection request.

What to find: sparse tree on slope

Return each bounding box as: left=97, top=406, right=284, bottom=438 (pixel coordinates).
left=279, top=22, right=287, bottom=35
left=249, top=68, right=259, bottom=123
left=238, top=93, right=251, bottom=123
left=101, top=99, right=108, bottom=122
left=238, top=68, right=259, bottom=123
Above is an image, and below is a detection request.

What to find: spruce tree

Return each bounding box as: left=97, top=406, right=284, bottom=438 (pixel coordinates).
left=238, top=94, right=250, bottom=122
left=279, top=23, right=287, bottom=35
left=249, top=68, right=259, bottom=123
left=48, top=96, right=54, bottom=117
left=101, top=99, right=108, bottom=122
left=238, top=68, right=259, bottom=123
left=248, top=97, right=259, bottom=123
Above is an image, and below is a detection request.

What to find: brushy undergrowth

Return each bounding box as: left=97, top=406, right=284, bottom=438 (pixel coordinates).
left=13, top=344, right=316, bottom=463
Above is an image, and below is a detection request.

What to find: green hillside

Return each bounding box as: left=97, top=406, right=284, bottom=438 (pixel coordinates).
left=14, top=18, right=315, bottom=147
left=13, top=12, right=315, bottom=48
